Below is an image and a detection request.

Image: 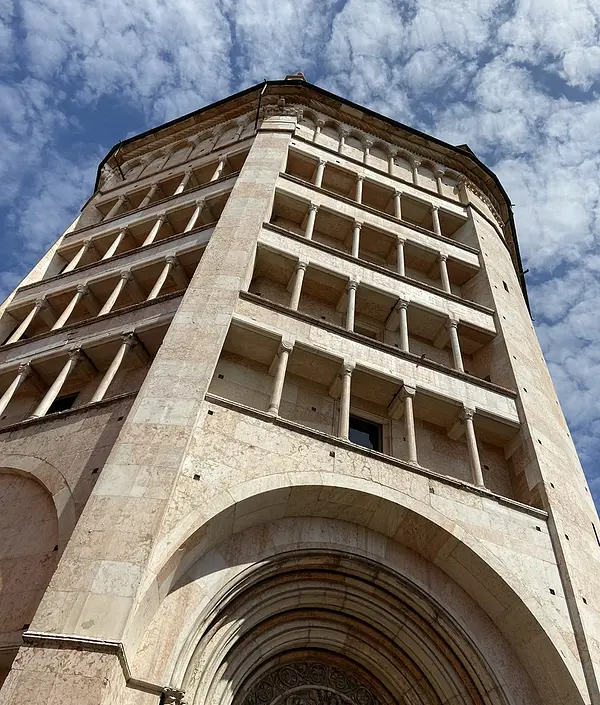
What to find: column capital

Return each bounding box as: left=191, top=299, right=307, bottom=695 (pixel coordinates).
left=194, top=197, right=206, bottom=208
left=446, top=317, right=459, bottom=330
left=308, top=202, right=319, bottom=213
left=120, top=269, right=134, bottom=281
left=340, top=362, right=355, bottom=377
left=396, top=235, right=406, bottom=245
left=347, top=279, right=359, bottom=291
left=76, top=284, right=89, bottom=296
left=364, top=139, right=374, bottom=148
left=34, top=296, right=48, bottom=309
left=120, top=332, right=138, bottom=347
left=339, top=127, right=349, bottom=137
left=355, top=174, right=364, bottom=183
left=316, top=119, right=325, bottom=128
left=353, top=220, right=363, bottom=231
left=165, top=254, right=179, bottom=267
left=395, top=298, right=409, bottom=311
left=115, top=194, right=126, bottom=203
left=278, top=339, right=294, bottom=355
left=295, top=260, right=309, bottom=272
left=156, top=213, right=168, bottom=223
left=412, top=159, right=422, bottom=168
left=17, top=361, right=33, bottom=377
left=431, top=204, right=440, bottom=212
left=400, top=384, right=417, bottom=399
left=394, top=189, right=402, bottom=198
left=67, top=347, right=85, bottom=362
left=437, top=252, right=448, bottom=262
left=389, top=148, right=398, bottom=158
left=317, top=157, right=327, bottom=166
left=81, top=237, right=94, bottom=248
left=460, top=406, right=476, bottom=422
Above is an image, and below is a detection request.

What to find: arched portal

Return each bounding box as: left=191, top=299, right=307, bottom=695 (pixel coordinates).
left=180, top=549, right=508, bottom=705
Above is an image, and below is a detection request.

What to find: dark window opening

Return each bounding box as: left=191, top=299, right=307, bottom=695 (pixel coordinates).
left=354, top=324, right=379, bottom=340
left=349, top=415, right=382, bottom=452
left=503, top=281, right=509, bottom=292
left=46, top=393, right=79, bottom=415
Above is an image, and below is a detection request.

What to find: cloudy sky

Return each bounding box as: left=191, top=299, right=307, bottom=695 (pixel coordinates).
left=1, top=0, right=599, bottom=505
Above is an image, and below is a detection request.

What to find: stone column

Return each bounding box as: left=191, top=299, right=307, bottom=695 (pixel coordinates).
left=51, top=284, right=88, bottom=330
left=6, top=297, right=48, bottom=344
left=267, top=340, right=293, bottom=415
left=398, top=300, right=409, bottom=352
left=30, top=349, right=82, bottom=418
left=304, top=203, right=318, bottom=240
left=314, top=158, right=326, bottom=188
left=235, top=121, right=246, bottom=140
left=142, top=214, right=167, bottom=246
left=185, top=135, right=201, bottom=160
left=289, top=260, right=308, bottom=311
left=346, top=280, right=358, bottom=332
left=412, top=160, right=421, bottom=186
left=355, top=175, right=364, bottom=204
left=396, top=236, right=406, bottom=277
left=435, top=169, right=444, bottom=195
left=338, top=363, right=354, bottom=440
left=313, top=119, right=324, bottom=142
left=0, top=362, right=33, bottom=416
left=393, top=190, right=402, bottom=220
left=147, top=255, right=187, bottom=300
left=63, top=238, right=93, bottom=273
left=99, top=271, right=132, bottom=316
left=105, top=194, right=126, bottom=220
left=401, top=384, right=418, bottom=463
left=461, top=407, right=485, bottom=487
left=210, top=156, right=227, bottom=182
left=184, top=199, right=205, bottom=232
left=431, top=205, right=442, bottom=237
left=174, top=169, right=193, bottom=195
left=447, top=319, right=464, bottom=372
left=338, top=129, right=348, bottom=153
left=351, top=221, right=362, bottom=258
left=388, top=151, right=396, bottom=176
left=363, top=140, right=372, bottom=164
left=438, top=254, right=451, bottom=293
left=139, top=182, right=159, bottom=209
left=91, top=333, right=137, bottom=403
left=102, top=228, right=128, bottom=260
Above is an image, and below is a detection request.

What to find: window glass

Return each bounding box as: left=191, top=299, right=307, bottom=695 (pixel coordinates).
left=349, top=414, right=382, bottom=452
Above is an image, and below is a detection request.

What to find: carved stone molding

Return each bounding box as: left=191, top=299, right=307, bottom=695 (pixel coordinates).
left=241, top=662, right=381, bottom=705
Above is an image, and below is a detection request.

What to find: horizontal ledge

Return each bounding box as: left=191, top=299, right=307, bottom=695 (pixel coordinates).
left=291, top=134, right=467, bottom=210
left=15, top=225, right=214, bottom=298
left=238, top=291, right=516, bottom=399
left=262, top=222, right=495, bottom=316
left=291, top=133, right=512, bottom=257
left=1, top=291, right=183, bottom=355
left=279, top=172, right=480, bottom=256
left=0, top=392, right=137, bottom=435
left=205, top=393, right=547, bottom=520
left=65, top=171, right=239, bottom=240
left=98, top=133, right=255, bottom=198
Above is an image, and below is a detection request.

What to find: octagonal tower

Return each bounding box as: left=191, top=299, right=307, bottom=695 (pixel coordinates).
left=0, top=76, right=599, bottom=705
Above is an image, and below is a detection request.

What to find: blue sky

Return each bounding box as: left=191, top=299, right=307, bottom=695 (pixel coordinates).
left=1, top=0, right=600, bottom=506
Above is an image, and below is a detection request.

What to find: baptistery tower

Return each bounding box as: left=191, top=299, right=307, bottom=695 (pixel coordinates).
left=0, top=75, right=599, bottom=705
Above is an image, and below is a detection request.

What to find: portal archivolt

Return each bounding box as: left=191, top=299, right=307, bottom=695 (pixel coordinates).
left=179, top=550, right=508, bottom=705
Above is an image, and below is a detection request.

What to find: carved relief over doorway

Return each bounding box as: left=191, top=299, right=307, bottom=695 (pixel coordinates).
left=240, top=661, right=382, bottom=705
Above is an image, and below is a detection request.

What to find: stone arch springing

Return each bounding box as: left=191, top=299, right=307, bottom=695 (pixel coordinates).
left=127, top=480, right=583, bottom=705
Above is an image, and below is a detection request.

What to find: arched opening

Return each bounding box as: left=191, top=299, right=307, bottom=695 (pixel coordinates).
left=126, top=484, right=582, bottom=705
left=0, top=470, right=59, bottom=687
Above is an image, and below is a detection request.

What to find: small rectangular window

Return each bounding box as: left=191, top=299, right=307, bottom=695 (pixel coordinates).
left=503, top=281, right=509, bottom=292
left=349, top=415, right=382, bottom=452
left=46, top=393, right=79, bottom=415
